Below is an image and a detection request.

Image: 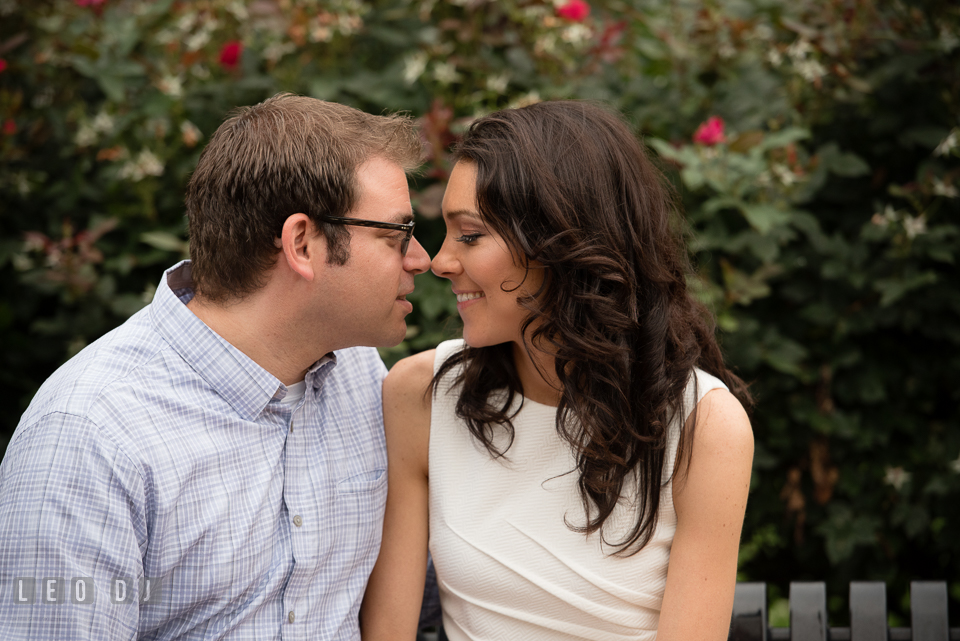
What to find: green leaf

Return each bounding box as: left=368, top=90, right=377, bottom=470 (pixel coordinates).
left=140, top=231, right=188, bottom=254
left=740, top=204, right=792, bottom=234
left=818, top=142, right=871, bottom=177
left=874, top=271, right=938, bottom=306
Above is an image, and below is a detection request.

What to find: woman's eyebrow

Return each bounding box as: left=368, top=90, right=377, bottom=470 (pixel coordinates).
left=443, top=209, right=483, bottom=222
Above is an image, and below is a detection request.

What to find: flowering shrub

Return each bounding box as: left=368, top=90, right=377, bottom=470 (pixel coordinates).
left=0, top=0, right=958, bottom=623
left=693, top=116, right=726, bottom=146
left=556, top=0, right=590, bottom=22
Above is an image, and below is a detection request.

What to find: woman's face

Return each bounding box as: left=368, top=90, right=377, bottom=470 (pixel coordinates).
left=431, top=161, right=541, bottom=349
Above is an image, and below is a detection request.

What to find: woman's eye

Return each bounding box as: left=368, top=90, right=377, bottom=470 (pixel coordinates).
left=456, top=233, right=482, bottom=244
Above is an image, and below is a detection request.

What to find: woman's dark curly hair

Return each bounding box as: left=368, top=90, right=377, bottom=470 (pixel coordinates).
left=433, top=100, right=752, bottom=555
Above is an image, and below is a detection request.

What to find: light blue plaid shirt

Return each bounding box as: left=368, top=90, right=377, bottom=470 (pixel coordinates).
left=0, top=261, right=389, bottom=640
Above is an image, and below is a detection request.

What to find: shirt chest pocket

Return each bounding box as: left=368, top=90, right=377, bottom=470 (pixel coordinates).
left=322, top=468, right=388, bottom=554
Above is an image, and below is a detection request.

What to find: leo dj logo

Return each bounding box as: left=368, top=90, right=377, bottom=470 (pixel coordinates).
left=12, top=577, right=163, bottom=605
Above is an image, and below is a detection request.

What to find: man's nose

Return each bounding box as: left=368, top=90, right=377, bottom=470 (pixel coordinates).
left=404, top=237, right=431, bottom=275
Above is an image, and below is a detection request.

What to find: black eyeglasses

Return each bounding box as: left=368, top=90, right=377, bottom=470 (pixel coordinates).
left=322, top=216, right=416, bottom=257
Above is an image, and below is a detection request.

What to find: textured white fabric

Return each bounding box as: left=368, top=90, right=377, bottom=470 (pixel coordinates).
left=428, top=339, right=728, bottom=641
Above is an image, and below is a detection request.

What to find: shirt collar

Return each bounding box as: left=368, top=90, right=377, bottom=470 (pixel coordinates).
left=149, top=261, right=335, bottom=421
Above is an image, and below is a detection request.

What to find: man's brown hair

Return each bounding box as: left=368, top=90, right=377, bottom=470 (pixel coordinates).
left=185, top=93, right=423, bottom=302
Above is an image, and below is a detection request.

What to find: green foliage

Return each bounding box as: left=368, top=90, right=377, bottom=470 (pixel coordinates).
left=1, top=0, right=958, bottom=624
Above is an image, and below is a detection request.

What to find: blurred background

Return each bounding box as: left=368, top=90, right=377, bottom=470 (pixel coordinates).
left=1, top=0, right=958, bottom=626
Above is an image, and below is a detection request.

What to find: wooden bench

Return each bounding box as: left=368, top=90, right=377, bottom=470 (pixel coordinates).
left=426, top=581, right=957, bottom=640
left=731, top=581, right=958, bottom=641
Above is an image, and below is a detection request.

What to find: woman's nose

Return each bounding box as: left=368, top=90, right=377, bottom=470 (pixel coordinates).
left=430, top=238, right=460, bottom=279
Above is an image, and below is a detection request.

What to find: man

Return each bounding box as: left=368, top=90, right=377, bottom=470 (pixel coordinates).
left=0, top=94, right=430, bottom=639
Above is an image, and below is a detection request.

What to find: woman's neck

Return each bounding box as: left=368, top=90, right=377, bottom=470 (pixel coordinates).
left=511, top=341, right=562, bottom=407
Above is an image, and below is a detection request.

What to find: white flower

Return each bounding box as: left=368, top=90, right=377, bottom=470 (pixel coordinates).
left=932, top=177, right=958, bottom=198
left=771, top=163, right=798, bottom=186
left=311, top=25, right=333, bottom=42
left=263, top=42, right=296, bottom=63
left=903, top=214, right=927, bottom=239
left=155, top=28, right=178, bottom=45
left=535, top=33, right=557, bottom=55
left=883, top=466, right=911, bottom=490
left=184, top=29, right=212, bottom=52
left=751, top=24, right=774, bottom=40
left=509, top=91, right=541, bottom=109
left=404, top=52, right=428, bottom=84
left=32, top=87, right=54, bottom=109
left=338, top=14, right=363, bottom=36
left=157, top=74, right=184, bottom=98
left=119, top=150, right=164, bottom=182
left=433, top=61, right=462, bottom=85
left=486, top=73, right=510, bottom=94
left=767, top=48, right=783, bottom=67
left=786, top=39, right=813, bottom=61
left=177, top=13, right=197, bottom=33
left=14, top=172, right=31, bottom=196
left=180, top=120, right=202, bottom=147
left=871, top=204, right=901, bottom=227
left=75, top=122, right=97, bottom=147
left=92, top=111, right=115, bottom=135
left=227, top=1, right=249, bottom=21
left=795, top=59, right=827, bottom=83
left=717, top=41, right=736, bottom=59
left=937, top=26, right=959, bottom=53
left=950, top=452, right=960, bottom=474
left=934, top=129, right=958, bottom=157
left=560, top=24, right=592, bottom=46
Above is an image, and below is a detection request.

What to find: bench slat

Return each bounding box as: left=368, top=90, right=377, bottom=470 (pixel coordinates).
left=730, top=582, right=767, bottom=641
left=912, top=581, right=949, bottom=641
left=790, top=582, right=828, bottom=641
left=850, top=581, right=887, bottom=641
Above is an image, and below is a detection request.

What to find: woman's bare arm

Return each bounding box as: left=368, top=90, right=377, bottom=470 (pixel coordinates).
left=656, top=388, right=754, bottom=641
left=360, top=350, right=435, bottom=640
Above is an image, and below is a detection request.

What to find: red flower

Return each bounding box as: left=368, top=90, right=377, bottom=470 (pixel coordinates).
left=0, top=59, right=7, bottom=73
left=219, top=41, right=243, bottom=70
left=556, top=0, right=590, bottom=22
left=693, top=116, right=726, bottom=145
left=3, top=119, right=16, bottom=136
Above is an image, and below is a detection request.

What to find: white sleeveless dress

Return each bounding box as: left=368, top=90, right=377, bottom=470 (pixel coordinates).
left=428, top=339, right=729, bottom=641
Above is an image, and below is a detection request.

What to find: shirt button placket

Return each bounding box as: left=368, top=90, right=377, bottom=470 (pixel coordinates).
left=293, top=515, right=303, bottom=527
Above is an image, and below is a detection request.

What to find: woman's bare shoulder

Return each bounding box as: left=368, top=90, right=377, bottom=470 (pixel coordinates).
left=383, top=349, right=436, bottom=411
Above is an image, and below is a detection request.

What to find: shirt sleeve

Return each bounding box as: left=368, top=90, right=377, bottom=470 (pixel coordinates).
left=0, top=412, right=147, bottom=640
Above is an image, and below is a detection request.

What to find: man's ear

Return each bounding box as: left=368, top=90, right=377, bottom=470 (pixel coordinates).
left=279, top=213, right=324, bottom=281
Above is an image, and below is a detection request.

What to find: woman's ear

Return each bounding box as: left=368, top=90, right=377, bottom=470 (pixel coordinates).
left=278, top=213, right=323, bottom=281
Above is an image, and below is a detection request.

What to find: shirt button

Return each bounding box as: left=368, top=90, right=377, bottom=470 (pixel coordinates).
left=293, top=515, right=303, bottom=527
left=288, top=611, right=295, bottom=623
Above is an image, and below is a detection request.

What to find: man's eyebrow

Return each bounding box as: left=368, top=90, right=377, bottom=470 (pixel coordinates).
left=386, top=211, right=414, bottom=224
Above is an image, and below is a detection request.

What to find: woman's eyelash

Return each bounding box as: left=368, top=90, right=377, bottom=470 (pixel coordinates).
left=456, top=233, right=482, bottom=244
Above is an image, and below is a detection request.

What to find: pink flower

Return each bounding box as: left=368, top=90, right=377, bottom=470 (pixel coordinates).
left=556, top=0, right=590, bottom=22
left=3, top=119, right=16, bottom=136
left=0, top=59, right=7, bottom=73
left=693, top=116, right=726, bottom=145
left=219, top=41, right=243, bottom=70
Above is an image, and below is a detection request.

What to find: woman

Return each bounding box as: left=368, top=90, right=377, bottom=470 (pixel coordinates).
left=362, top=101, right=754, bottom=640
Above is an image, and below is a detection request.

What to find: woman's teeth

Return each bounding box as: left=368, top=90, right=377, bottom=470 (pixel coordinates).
left=456, top=292, right=485, bottom=303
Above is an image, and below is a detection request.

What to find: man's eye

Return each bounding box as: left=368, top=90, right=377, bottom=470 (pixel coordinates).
left=456, top=233, right=481, bottom=244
